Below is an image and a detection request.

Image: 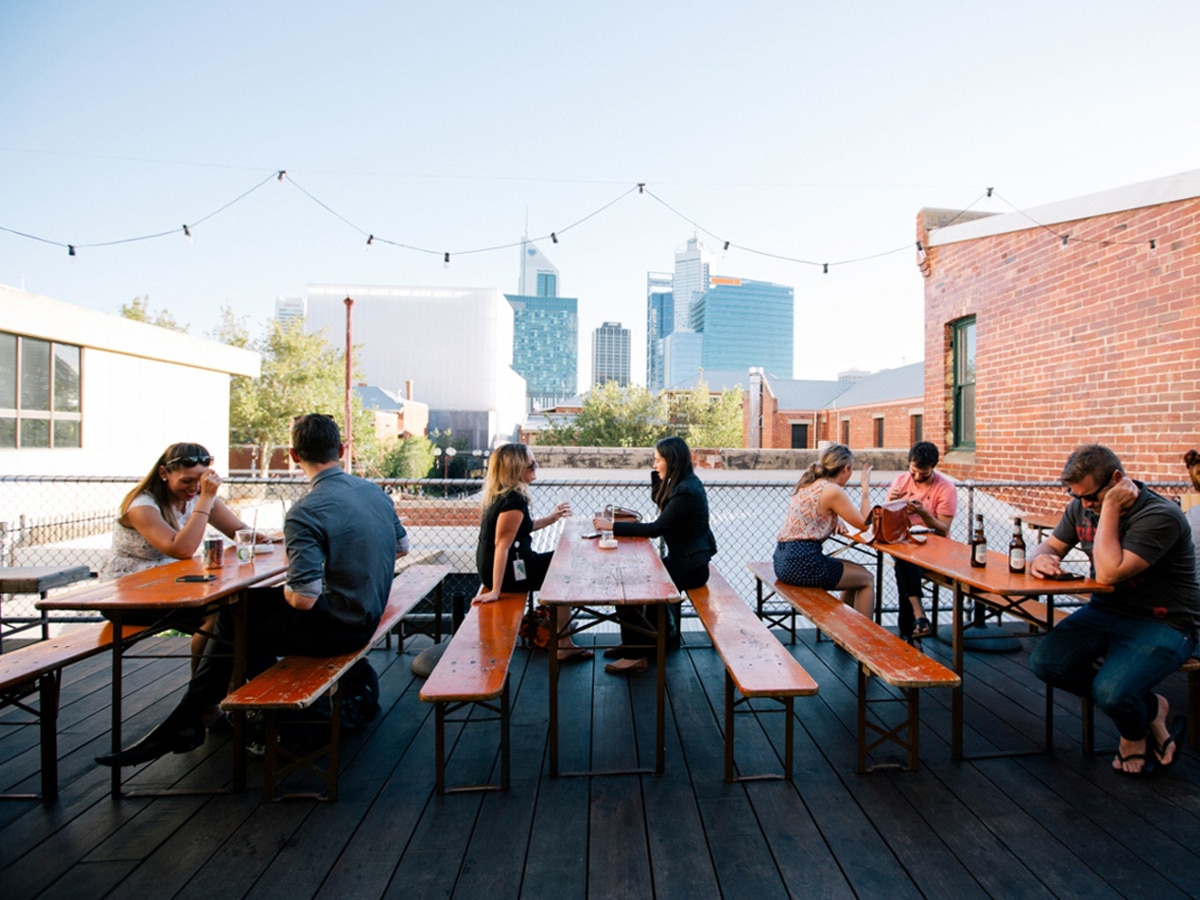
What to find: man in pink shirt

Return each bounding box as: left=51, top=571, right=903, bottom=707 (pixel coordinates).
left=887, top=442, right=957, bottom=641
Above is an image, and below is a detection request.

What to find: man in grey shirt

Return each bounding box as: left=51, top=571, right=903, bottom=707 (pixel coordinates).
left=99, top=413, right=408, bottom=767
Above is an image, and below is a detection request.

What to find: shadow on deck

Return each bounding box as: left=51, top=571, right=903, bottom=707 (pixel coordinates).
left=2, top=627, right=1199, bottom=899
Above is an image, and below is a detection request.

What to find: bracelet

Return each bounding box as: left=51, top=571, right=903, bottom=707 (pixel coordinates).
left=194, top=510, right=210, bottom=518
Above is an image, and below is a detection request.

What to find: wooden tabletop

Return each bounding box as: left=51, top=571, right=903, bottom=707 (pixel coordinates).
left=36, top=547, right=288, bottom=611
left=863, top=533, right=1111, bottom=597
left=0, top=565, right=92, bottom=594
left=538, top=519, right=680, bottom=607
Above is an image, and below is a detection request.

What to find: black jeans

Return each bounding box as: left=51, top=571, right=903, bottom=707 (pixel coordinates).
left=614, top=561, right=709, bottom=660
left=893, top=559, right=927, bottom=636
left=173, top=587, right=375, bottom=720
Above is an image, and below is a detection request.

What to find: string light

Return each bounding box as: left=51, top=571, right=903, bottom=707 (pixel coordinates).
left=0, top=176, right=1177, bottom=277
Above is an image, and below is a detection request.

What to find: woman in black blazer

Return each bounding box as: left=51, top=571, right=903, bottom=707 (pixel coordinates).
left=593, top=435, right=717, bottom=674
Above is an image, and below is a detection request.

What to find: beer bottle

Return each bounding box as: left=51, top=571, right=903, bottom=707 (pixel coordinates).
left=1008, top=517, right=1027, bottom=574
left=970, top=513, right=987, bottom=567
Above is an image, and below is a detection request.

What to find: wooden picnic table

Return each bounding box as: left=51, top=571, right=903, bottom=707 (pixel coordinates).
left=38, top=546, right=288, bottom=798
left=537, top=518, right=680, bottom=777
left=854, top=533, right=1111, bottom=759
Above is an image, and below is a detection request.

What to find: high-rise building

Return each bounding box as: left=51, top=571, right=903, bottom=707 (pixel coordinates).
left=645, top=272, right=673, bottom=391
left=692, top=276, right=794, bottom=377
left=592, top=321, right=631, bottom=386
left=663, top=331, right=704, bottom=389
left=672, top=237, right=710, bottom=334
left=506, top=294, right=578, bottom=411
left=508, top=240, right=578, bottom=410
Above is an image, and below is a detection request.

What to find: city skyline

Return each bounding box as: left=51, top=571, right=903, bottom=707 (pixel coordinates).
left=5, top=3, right=1200, bottom=383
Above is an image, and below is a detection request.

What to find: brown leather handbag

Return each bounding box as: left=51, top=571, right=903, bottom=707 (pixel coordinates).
left=599, top=504, right=644, bottom=523
left=868, top=500, right=912, bottom=544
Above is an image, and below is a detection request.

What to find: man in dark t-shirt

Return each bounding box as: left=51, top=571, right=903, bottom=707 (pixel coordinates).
left=1029, top=445, right=1199, bottom=776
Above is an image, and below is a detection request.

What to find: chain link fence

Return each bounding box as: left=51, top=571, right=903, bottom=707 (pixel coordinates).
left=1, top=474, right=1191, bottom=633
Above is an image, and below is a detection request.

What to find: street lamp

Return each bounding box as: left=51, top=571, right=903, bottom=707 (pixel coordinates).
left=441, top=446, right=456, bottom=479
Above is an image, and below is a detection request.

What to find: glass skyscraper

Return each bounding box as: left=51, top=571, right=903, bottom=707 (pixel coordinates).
left=645, top=272, right=673, bottom=391
left=692, top=277, right=793, bottom=377
left=506, top=294, right=578, bottom=410
left=592, top=321, right=631, bottom=386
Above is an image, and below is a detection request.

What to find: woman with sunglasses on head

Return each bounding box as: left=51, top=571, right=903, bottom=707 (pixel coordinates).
left=475, top=443, right=592, bottom=662
left=593, top=435, right=717, bottom=675
left=102, top=443, right=256, bottom=728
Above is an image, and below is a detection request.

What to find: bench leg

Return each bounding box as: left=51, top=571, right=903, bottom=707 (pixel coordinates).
left=263, top=713, right=279, bottom=802
left=857, top=666, right=868, bottom=774
left=500, top=679, right=511, bottom=790
left=328, top=684, right=342, bottom=802
left=434, top=702, right=447, bottom=795
left=724, top=670, right=736, bottom=783
left=39, top=673, right=60, bottom=803
left=784, top=696, right=795, bottom=782
left=905, top=688, right=920, bottom=772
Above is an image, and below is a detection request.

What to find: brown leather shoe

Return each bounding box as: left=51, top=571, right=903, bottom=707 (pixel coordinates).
left=604, top=657, right=649, bottom=675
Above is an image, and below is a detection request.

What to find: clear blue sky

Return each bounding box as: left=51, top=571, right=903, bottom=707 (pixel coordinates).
left=4, top=1, right=1199, bottom=384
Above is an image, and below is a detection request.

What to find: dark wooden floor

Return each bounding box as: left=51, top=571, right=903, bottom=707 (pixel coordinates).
left=2, top=623, right=1199, bottom=900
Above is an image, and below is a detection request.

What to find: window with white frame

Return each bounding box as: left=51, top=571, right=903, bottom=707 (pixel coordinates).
left=0, top=331, right=82, bottom=449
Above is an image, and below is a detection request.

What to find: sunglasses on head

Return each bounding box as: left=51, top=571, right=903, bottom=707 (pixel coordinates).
left=166, top=455, right=214, bottom=469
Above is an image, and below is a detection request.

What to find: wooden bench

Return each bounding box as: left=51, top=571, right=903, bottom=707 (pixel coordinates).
left=748, top=561, right=960, bottom=772
left=688, top=565, right=818, bottom=782
left=221, top=564, right=451, bottom=801
left=418, top=590, right=526, bottom=794
left=0, top=621, right=148, bottom=802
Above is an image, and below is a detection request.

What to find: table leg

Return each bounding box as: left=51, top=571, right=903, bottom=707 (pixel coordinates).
left=952, top=582, right=965, bottom=760
left=231, top=594, right=248, bottom=793
left=1044, top=593, right=1055, bottom=754
left=110, top=613, right=125, bottom=801
left=548, top=606, right=561, bottom=778
left=656, top=603, right=666, bottom=774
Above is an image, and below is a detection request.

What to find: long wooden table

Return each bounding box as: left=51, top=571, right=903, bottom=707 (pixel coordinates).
left=0, top=565, right=93, bottom=650
left=537, top=519, right=680, bottom=777
left=38, top=547, right=288, bottom=798
left=854, top=533, right=1110, bottom=759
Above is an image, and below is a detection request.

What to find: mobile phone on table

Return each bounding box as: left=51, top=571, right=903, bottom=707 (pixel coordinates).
left=177, top=574, right=217, bottom=583
left=581, top=532, right=602, bottom=539
left=1045, top=571, right=1084, bottom=581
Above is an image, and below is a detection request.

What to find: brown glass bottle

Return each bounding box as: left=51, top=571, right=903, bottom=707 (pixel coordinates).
left=1008, top=517, right=1026, bottom=573
left=970, top=513, right=987, bottom=567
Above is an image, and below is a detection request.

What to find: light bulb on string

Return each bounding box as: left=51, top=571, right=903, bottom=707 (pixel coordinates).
left=443, top=251, right=450, bottom=268
left=365, top=235, right=374, bottom=251
left=1061, top=235, right=1069, bottom=249
left=550, top=232, right=558, bottom=244
left=182, top=225, right=192, bottom=243
left=68, top=245, right=76, bottom=257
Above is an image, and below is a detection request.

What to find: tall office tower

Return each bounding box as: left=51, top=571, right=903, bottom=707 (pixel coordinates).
left=506, top=294, right=578, bottom=411
left=691, top=276, right=794, bottom=377
left=592, top=321, right=631, bottom=387
left=274, top=295, right=306, bottom=327
left=673, top=236, right=710, bottom=335
left=518, top=239, right=560, bottom=298
left=645, top=272, right=674, bottom=391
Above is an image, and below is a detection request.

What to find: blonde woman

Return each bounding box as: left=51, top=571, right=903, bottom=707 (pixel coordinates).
left=474, top=443, right=592, bottom=662
left=773, top=443, right=875, bottom=617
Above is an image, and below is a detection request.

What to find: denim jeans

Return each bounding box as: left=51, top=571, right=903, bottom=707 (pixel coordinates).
left=1029, top=604, right=1196, bottom=740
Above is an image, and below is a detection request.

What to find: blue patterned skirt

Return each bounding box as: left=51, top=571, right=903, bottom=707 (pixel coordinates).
left=773, top=540, right=843, bottom=590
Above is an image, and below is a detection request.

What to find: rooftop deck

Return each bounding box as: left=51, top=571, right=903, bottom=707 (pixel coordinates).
left=2, top=627, right=1198, bottom=899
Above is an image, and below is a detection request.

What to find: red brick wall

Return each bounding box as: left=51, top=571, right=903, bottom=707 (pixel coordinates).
left=921, top=197, right=1200, bottom=484
left=832, top=400, right=919, bottom=451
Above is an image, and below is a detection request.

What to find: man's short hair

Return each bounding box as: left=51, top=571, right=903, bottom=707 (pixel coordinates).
left=291, top=414, right=342, bottom=463
left=1061, top=444, right=1123, bottom=486
left=908, top=441, right=940, bottom=469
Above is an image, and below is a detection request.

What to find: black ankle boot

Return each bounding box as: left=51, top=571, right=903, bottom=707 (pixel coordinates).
left=96, top=720, right=205, bottom=767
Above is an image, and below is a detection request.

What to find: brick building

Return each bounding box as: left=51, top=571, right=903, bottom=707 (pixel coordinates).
left=918, top=169, right=1200, bottom=486
left=745, top=363, right=924, bottom=450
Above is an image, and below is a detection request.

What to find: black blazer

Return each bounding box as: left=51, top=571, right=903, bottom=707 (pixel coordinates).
left=613, top=470, right=717, bottom=579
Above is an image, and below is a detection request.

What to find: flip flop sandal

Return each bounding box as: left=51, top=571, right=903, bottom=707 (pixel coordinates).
left=1156, top=715, right=1188, bottom=769
left=1113, top=749, right=1158, bottom=776
left=912, top=617, right=933, bottom=638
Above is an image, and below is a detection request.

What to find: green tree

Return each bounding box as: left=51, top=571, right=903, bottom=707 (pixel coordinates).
left=120, top=295, right=189, bottom=332
left=670, top=381, right=745, bottom=448
left=379, top=435, right=437, bottom=480
left=539, top=382, right=669, bottom=447
left=230, top=318, right=376, bottom=474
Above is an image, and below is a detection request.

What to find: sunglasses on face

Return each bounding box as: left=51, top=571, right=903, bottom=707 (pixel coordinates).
left=1065, top=482, right=1107, bottom=503
left=528, top=460, right=539, bottom=471
left=166, top=455, right=214, bottom=469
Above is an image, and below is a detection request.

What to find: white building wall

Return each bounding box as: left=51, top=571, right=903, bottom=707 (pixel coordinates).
left=305, top=284, right=527, bottom=446
left=0, top=285, right=259, bottom=479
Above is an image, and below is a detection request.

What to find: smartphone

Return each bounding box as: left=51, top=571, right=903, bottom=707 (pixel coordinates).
left=909, top=526, right=933, bottom=534
left=177, top=574, right=217, bottom=583
left=1044, top=571, right=1084, bottom=581
left=580, top=532, right=602, bottom=539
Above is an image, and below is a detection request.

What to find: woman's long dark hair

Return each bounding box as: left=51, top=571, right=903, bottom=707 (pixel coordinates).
left=652, top=436, right=694, bottom=509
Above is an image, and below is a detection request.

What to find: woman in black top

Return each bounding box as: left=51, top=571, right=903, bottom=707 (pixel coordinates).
left=475, top=443, right=592, bottom=662
left=593, top=436, right=717, bottom=674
